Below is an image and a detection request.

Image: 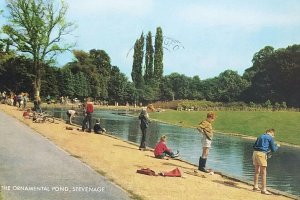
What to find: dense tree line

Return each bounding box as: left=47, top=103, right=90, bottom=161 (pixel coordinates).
left=1, top=39, right=299, bottom=107
left=242, top=45, right=300, bottom=107
left=0, top=47, right=135, bottom=104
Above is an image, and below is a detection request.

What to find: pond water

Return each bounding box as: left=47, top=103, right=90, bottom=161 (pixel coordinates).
left=50, top=108, right=300, bottom=197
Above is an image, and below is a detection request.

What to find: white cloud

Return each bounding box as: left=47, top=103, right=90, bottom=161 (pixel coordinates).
left=67, top=0, right=153, bottom=16
left=178, top=4, right=300, bottom=30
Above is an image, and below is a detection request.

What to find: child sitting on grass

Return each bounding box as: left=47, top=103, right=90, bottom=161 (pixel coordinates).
left=154, top=135, right=179, bottom=159
left=93, top=119, right=106, bottom=134
left=22, top=108, right=32, bottom=119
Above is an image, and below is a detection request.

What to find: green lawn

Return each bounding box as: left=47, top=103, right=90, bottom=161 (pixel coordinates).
left=150, top=110, right=300, bottom=145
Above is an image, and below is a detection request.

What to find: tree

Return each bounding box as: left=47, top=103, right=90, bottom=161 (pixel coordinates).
left=189, top=75, right=204, bottom=100
left=216, top=70, right=248, bottom=102
left=70, top=49, right=114, bottom=99
left=124, top=82, right=137, bottom=105
left=160, top=76, right=174, bottom=101
left=242, top=45, right=300, bottom=107
left=140, top=84, right=160, bottom=103
left=40, top=65, right=59, bottom=98
left=244, top=46, right=275, bottom=81
left=73, top=72, right=89, bottom=100
left=154, top=27, right=164, bottom=81
left=131, top=33, right=144, bottom=88
left=144, top=31, right=154, bottom=82
left=0, top=38, right=13, bottom=53
left=0, top=41, right=15, bottom=76
left=59, top=67, right=75, bottom=97
left=165, top=73, right=190, bottom=100
left=200, top=77, right=220, bottom=101
left=3, top=0, right=75, bottom=98
left=89, top=49, right=112, bottom=99
left=108, top=66, right=129, bottom=104
left=0, top=56, right=34, bottom=94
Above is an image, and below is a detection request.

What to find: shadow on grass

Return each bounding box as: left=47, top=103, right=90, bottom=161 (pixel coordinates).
left=113, top=144, right=139, bottom=151
left=144, top=155, right=156, bottom=159
left=70, top=154, right=81, bottom=159
left=161, top=162, right=195, bottom=171
left=134, top=165, right=148, bottom=169
left=96, top=169, right=107, bottom=176
left=127, top=190, right=144, bottom=200
left=212, top=180, right=248, bottom=191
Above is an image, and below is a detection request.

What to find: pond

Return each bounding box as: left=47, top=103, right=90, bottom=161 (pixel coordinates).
left=50, top=108, right=300, bottom=197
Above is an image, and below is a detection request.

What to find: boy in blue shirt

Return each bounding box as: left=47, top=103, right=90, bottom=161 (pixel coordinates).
left=252, top=129, right=280, bottom=195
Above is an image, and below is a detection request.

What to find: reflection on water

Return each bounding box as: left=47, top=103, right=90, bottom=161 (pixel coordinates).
left=50, top=108, right=300, bottom=197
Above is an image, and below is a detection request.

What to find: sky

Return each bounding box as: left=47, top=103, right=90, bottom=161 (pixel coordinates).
left=1, top=0, right=300, bottom=80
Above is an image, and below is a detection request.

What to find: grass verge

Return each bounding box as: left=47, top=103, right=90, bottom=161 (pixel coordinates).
left=150, top=110, right=300, bottom=145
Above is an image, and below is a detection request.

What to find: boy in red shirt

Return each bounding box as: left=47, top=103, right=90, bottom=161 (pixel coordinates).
left=154, top=135, right=179, bottom=159
left=81, top=97, right=94, bottom=133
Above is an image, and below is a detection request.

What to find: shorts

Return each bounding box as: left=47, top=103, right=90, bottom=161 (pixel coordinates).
left=201, top=134, right=212, bottom=148
left=252, top=151, right=267, bottom=167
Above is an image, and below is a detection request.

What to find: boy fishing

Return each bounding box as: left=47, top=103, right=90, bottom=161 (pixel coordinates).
left=252, top=128, right=280, bottom=195
left=197, top=112, right=216, bottom=173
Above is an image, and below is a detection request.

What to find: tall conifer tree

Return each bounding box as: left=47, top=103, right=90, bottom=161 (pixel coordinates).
left=144, top=31, right=154, bottom=82
left=131, top=33, right=144, bottom=88
left=154, top=27, right=164, bottom=81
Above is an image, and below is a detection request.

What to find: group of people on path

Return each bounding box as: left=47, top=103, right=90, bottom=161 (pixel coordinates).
left=1, top=91, right=30, bottom=110
left=138, top=107, right=280, bottom=196
left=1, top=91, right=43, bottom=117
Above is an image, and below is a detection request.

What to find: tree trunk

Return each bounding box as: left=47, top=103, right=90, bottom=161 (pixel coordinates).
left=33, top=59, right=41, bottom=99
left=34, top=77, right=41, bottom=98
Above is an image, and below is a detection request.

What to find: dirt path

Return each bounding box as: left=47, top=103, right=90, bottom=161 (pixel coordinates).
left=0, top=104, right=295, bottom=200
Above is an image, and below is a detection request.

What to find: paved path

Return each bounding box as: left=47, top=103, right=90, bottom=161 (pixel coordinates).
left=0, top=111, right=131, bottom=200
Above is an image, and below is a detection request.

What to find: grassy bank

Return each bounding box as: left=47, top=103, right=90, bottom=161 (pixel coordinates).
left=150, top=110, right=300, bottom=146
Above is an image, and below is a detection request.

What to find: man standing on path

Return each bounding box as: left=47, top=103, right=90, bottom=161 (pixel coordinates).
left=82, top=97, right=94, bottom=133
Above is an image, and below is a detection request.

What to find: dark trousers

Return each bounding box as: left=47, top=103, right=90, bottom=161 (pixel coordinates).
left=82, top=113, right=92, bottom=131
left=139, top=127, right=147, bottom=148
left=157, top=151, right=175, bottom=158
left=66, top=112, right=71, bottom=124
